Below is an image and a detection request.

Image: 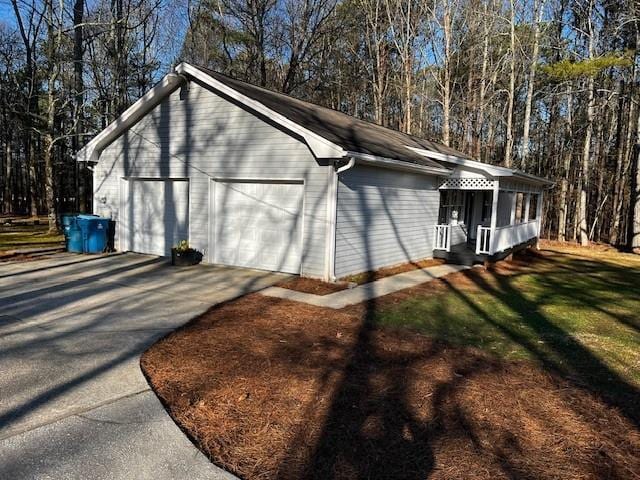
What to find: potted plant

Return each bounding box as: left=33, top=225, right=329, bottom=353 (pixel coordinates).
left=171, top=240, right=203, bottom=266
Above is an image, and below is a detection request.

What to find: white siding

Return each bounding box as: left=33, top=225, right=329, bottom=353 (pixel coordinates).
left=450, top=224, right=467, bottom=246
left=334, top=166, right=440, bottom=278
left=93, top=80, right=330, bottom=278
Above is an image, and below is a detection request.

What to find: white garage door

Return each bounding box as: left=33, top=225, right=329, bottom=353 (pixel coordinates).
left=124, top=179, right=189, bottom=256
left=213, top=181, right=303, bottom=273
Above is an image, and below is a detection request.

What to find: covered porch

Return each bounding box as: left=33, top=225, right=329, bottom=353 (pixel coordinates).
left=432, top=172, right=546, bottom=264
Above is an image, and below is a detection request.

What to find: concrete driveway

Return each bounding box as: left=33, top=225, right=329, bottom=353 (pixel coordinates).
left=0, top=252, right=284, bottom=479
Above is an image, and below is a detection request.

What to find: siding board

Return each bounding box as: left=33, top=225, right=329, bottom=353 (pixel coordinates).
left=334, top=166, right=439, bottom=278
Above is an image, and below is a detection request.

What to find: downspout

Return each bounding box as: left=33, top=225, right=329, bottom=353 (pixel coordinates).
left=336, top=157, right=355, bottom=174
left=325, top=157, right=356, bottom=282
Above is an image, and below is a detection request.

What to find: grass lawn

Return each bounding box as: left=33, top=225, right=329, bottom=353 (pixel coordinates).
left=142, top=244, right=640, bottom=480
left=376, top=244, right=640, bottom=386
left=0, top=224, right=64, bottom=253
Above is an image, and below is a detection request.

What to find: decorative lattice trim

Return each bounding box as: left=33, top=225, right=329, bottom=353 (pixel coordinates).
left=439, top=177, right=495, bottom=190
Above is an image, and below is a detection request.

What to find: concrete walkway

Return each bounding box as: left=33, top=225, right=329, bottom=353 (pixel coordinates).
left=0, top=253, right=284, bottom=479
left=261, top=263, right=471, bottom=308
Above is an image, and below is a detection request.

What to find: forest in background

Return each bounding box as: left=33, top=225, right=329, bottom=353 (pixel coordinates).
left=0, top=0, right=639, bottom=249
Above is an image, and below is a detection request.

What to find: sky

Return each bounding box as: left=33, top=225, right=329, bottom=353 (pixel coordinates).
left=0, top=2, right=16, bottom=26
left=0, top=0, right=187, bottom=80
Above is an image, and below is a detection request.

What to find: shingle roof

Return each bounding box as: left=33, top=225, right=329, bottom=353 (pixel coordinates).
left=193, top=66, right=473, bottom=170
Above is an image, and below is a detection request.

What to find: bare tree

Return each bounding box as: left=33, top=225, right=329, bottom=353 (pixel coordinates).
left=521, top=0, right=545, bottom=168
left=578, top=0, right=596, bottom=246
left=385, top=0, right=425, bottom=134
left=360, top=0, right=391, bottom=125
left=503, top=0, right=516, bottom=167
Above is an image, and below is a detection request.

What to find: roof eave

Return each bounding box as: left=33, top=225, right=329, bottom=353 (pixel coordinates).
left=76, top=73, right=185, bottom=163
left=77, top=62, right=348, bottom=164
left=407, top=146, right=553, bottom=187
left=512, top=171, right=555, bottom=187
left=347, top=152, right=451, bottom=176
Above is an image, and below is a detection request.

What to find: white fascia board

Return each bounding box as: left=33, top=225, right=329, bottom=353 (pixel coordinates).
left=406, top=146, right=512, bottom=177
left=76, top=73, right=185, bottom=163
left=347, top=151, right=451, bottom=176
left=406, top=146, right=553, bottom=187
left=512, top=171, right=555, bottom=187
left=175, top=63, right=346, bottom=159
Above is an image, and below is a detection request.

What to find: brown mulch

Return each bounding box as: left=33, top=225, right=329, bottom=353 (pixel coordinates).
left=141, top=262, right=640, bottom=480
left=276, top=258, right=447, bottom=295
left=343, top=257, right=446, bottom=285
left=275, top=277, right=350, bottom=295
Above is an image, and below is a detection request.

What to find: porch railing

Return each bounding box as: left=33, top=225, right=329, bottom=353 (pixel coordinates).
left=476, top=226, right=491, bottom=255
left=434, top=224, right=451, bottom=252
left=493, top=220, right=538, bottom=253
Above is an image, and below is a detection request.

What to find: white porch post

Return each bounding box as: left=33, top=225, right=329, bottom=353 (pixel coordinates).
left=489, top=180, right=499, bottom=254
left=509, top=190, right=517, bottom=225
left=536, top=190, right=544, bottom=249
left=524, top=193, right=531, bottom=222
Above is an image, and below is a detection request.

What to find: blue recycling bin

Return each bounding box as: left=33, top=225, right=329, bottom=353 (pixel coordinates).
left=76, top=215, right=110, bottom=254
left=66, top=223, right=84, bottom=253
left=60, top=213, right=78, bottom=238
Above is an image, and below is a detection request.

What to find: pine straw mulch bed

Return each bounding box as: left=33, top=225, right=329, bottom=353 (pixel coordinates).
left=342, top=257, right=446, bottom=285
left=276, top=258, right=447, bottom=295
left=141, top=263, right=640, bottom=480
left=274, top=277, right=351, bottom=295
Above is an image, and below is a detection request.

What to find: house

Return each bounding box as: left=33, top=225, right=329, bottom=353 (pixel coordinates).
left=77, top=62, right=553, bottom=281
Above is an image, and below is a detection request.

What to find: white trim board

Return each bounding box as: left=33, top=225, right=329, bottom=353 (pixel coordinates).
left=406, top=146, right=553, bottom=187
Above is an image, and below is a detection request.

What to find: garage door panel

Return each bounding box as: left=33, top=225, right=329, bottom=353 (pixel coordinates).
left=127, top=179, right=189, bottom=256
left=214, top=181, right=303, bottom=274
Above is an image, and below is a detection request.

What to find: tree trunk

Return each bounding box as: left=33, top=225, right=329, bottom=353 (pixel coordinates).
left=503, top=0, right=516, bottom=167
left=558, top=85, right=573, bottom=242
left=43, top=0, right=60, bottom=233
left=3, top=135, right=12, bottom=213
left=521, top=0, right=543, bottom=169
left=442, top=2, right=451, bottom=146
left=73, top=0, right=86, bottom=212
left=474, top=3, right=491, bottom=159
left=579, top=99, right=592, bottom=246
left=628, top=29, right=640, bottom=251
left=611, top=81, right=628, bottom=244
left=630, top=139, right=640, bottom=252
left=579, top=30, right=595, bottom=246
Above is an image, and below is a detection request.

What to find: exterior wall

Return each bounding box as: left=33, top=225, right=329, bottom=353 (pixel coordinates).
left=334, top=165, right=439, bottom=278
left=450, top=224, right=467, bottom=246
left=93, top=80, right=330, bottom=278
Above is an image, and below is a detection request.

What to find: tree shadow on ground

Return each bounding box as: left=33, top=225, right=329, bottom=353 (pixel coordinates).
left=441, top=255, right=640, bottom=428
left=275, top=250, right=640, bottom=479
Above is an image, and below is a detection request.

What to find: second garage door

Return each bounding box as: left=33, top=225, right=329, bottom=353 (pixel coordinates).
left=213, top=180, right=303, bottom=273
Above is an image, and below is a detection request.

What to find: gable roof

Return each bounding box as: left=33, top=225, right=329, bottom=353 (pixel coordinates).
left=192, top=65, right=471, bottom=168
left=77, top=62, right=551, bottom=186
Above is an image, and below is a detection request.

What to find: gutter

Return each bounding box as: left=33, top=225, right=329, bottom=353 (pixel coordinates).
left=346, top=152, right=451, bottom=176
left=336, top=157, right=355, bottom=174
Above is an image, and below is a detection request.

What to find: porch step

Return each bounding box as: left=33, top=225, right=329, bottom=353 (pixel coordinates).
left=434, top=249, right=485, bottom=266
